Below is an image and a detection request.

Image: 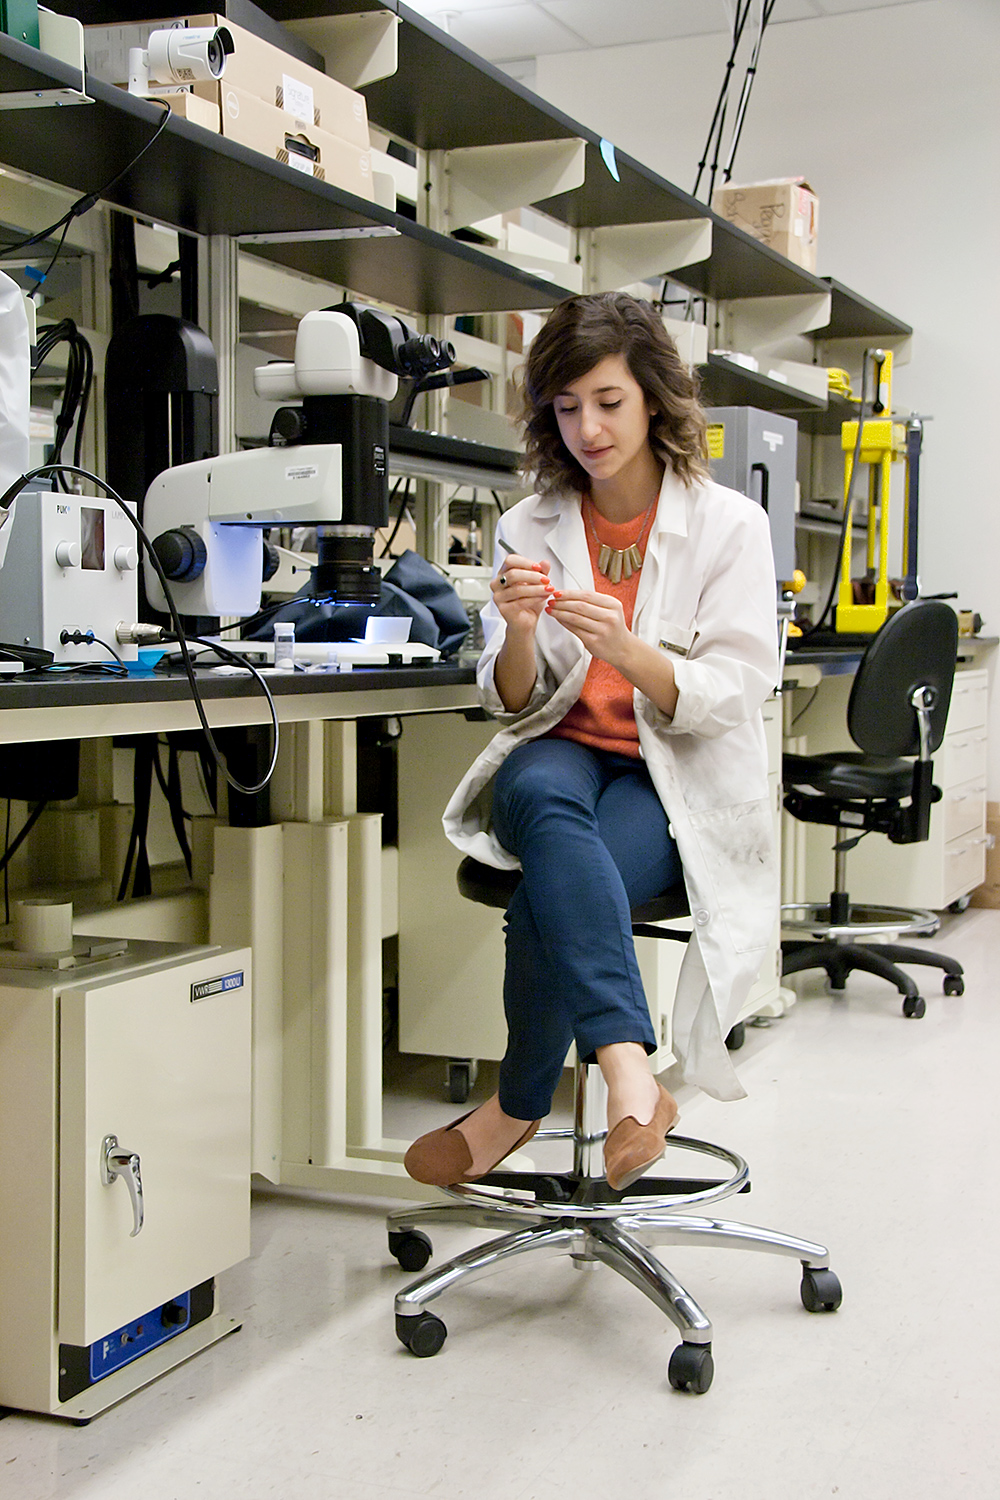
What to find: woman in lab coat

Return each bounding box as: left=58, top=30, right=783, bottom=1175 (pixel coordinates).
left=405, top=292, right=779, bottom=1193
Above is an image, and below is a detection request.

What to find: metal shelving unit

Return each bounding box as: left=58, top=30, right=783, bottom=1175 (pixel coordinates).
left=698, top=354, right=827, bottom=417
left=1, top=11, right=912, bottom=366
left=818, top=277, right=913, bottom=342
left=0, top=31, right=567, bottom=315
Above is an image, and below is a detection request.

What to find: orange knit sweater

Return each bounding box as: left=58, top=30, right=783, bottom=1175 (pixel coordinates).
left=548, top=500, right=651, bottom=759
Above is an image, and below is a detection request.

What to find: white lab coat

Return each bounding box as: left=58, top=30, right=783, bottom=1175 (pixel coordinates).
left=442, top=465, right=779, bottom=1101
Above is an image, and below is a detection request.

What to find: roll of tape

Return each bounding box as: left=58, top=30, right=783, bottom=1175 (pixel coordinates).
left=13, top=898, right=73, bottom=955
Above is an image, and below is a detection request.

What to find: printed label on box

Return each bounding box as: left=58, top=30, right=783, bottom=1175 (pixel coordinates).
left=281, top=73, right=314, bottom=124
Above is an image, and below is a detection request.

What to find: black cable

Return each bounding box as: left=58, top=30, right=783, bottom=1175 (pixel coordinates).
left=721, top=0, right=777, bottom=187
left=164, top=741, right=193, bottom=876
left=119, top=741, right=154, bottom=900
left=54, top=630, right=128, bottom=675
left=693, top=1, right=752, bottom=200
left=218, top=594, right=299, bottom=638
left=151, top=737, right=194, bottom=876
left=26, top=217, right=72, bottom=302
left=32, top=321, right=94, bottom=491
left=0, top=799, right=48, bottom=876
left=196, top=736, right=218, bottom=814
left=378, top=476, right=414, bottom=559
left=1, top=101, right=172, bottom=262
left=705, top=63, right=732, bottom=207
left=0, top=463, right=280, bottom=797
left=87, top=634, right=127, bottom=672
left=3, top=800, right=10, bottom=926
left=789, top=684, right=819, bottom=729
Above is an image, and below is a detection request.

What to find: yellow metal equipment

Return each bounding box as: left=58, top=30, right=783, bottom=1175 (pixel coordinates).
left=836, top=350, right=908, bottom=633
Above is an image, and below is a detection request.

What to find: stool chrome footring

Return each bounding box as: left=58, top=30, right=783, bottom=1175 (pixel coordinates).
left=389, top=1128, right=832, bottom=1359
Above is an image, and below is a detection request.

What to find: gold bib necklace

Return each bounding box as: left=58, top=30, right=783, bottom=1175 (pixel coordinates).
left=584, top=493, right=658, bottom=583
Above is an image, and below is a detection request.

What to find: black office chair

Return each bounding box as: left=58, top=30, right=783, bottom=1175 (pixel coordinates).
left=782, top=599, right=964, bottom=1017
left=387, top=863, right=840, bottom=1394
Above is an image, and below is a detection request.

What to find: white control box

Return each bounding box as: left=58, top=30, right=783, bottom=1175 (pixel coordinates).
left=0, top=489, right=140, bottom=662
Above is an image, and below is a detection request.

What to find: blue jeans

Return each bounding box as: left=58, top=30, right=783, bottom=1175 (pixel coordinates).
left=491, top=737, right=682, bottom=1120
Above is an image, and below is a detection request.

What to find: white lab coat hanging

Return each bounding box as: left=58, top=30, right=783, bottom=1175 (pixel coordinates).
left=443, top=466, right=780, bottom=1102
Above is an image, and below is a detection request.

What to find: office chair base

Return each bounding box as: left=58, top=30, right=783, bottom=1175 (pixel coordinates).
left=782, top=933, right=964, bottom=1017
left=388, top=1133, right=839, bottom=1391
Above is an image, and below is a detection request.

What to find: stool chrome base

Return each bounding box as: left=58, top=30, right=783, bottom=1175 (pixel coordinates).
left=388, top=1071, right=840, bottom=1392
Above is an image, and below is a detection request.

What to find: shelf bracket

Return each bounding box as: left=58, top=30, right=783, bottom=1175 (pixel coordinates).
left=583, top=218, right=712, bottom=293
left=283, top=12, right=399, bottom=90
left=436, top=138, right=586, bottom=232
left=718, top=290, right=832, bottom=352
left=0, top=10, right=92, bottom=110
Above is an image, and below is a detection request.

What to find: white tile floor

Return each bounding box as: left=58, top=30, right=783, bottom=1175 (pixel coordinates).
left=3, top=909, right=1000, bottom=1498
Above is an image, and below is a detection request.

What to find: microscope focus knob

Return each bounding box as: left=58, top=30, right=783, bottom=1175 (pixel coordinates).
left=152, top=526, right=208, bottom=582
left=270, top=406, right=307, bottom=445
left=262, top=541, right=280, bottom=583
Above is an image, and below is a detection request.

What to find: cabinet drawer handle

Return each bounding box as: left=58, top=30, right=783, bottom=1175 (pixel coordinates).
left=950, top=835, right=993, bottom=855
left=101, top=1134, right=144, bottom=1237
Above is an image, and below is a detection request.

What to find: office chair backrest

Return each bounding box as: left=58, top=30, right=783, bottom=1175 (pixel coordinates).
left=848, top=600, right=958, bottom=758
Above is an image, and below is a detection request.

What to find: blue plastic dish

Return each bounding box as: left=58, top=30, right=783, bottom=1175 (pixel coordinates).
left=131, top=648, right=167, bottom=673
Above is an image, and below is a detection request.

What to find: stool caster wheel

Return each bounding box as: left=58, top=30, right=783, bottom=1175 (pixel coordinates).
left=902, top=995, right=926, bottom=1018
left=800, top=1267, right=842, bottom=1312
left=396, top=1311, right=447, bottom=1358
left=725, top=1022, right=745, bottom=1051
left=388, top=1229, right=433, bottom=1273
left=446, top=1058, right=477, bottom=1104
left=667, top=1341, right=714, bottom=1394
left=943, top=975, right=964, bottom=996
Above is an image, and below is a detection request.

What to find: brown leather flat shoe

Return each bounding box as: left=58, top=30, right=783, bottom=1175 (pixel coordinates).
left=603, top=1082, right=680, bottom=1192
left=404, top=1113, right=541, bottom=1188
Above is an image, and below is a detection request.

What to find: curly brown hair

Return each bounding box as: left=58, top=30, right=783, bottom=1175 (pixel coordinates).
left=517, top=292, right=709, bottom=494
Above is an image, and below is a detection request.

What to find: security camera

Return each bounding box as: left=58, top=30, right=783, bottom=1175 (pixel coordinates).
left=128, top=26, right=234, bottom=96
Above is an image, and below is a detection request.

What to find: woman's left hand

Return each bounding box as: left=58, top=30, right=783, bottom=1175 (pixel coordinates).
left=545, top=590, right=633, bottom=668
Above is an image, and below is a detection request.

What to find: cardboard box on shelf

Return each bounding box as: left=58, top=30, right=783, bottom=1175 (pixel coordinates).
left=160, top=89, right=220, bottom=131
left=84, top=12, right=369, bottom=148
left=190, top=14, right=369, bottom=147
left=712, top=177, right=818, bottom=271
left=219, top=84, right=372, bottom=198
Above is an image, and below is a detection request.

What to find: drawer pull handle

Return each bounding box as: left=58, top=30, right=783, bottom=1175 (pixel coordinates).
left=101, top=1134, right=144, bottom=1237
left=949, top=835, right=993, bottom=856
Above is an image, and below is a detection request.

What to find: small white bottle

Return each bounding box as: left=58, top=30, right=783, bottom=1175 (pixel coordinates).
left=273, top=620, right=296, bottom=671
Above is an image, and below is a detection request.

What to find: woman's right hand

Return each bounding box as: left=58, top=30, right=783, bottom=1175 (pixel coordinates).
left=491, top=553, right=555, bottom=636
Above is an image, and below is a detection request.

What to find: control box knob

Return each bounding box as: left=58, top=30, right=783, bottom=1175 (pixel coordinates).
left=55, top=540, right=81, bottom=569
left=114, top=545, right=139, bottom=572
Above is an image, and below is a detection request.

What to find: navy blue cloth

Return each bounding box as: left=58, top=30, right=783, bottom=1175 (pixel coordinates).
left=249, top=549, right=470, bottom=656
left=491, top=737, right=683, bottom=1120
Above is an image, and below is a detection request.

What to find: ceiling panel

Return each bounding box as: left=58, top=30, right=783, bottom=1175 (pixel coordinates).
left=441, top=4, right=587, bottom=57
left=539, top=0, right=777, bottom=47
left=404, top=0, right=927, bottom=62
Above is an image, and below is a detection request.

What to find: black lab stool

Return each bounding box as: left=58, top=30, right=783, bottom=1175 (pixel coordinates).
left=387, top=863, right=841, bottom=1393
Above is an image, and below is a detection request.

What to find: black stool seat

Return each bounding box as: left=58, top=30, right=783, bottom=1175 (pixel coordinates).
left=783, top=752, right=915, bottom=801
left=456, top=855, right=690, bottom=927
